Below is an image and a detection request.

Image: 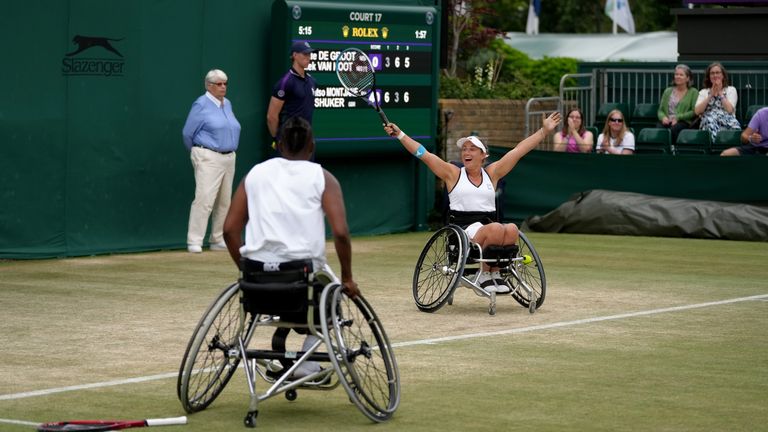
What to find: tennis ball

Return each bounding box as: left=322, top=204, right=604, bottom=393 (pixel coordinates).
left=522, top=255, right=533, bottom=264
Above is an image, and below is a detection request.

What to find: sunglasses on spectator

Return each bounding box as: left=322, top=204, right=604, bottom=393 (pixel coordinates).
left=609, top=117, right=624, bottom=123
left=209, top=81, right=228, bottom=87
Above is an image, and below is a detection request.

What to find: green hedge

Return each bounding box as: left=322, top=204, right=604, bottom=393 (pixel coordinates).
left=440, top=40, right=578, bottom=100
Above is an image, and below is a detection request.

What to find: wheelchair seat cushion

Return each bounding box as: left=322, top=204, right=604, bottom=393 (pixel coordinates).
left=239, top=258, right=321, bottom=321
left=467, top=244, right=520, bottom=263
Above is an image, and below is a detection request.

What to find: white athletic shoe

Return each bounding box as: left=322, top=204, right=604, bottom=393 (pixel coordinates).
left=209, top=241, right=227, bottom=251
left=291, top=361, right=322, bottom=379
left=478, top=271, right=497, bottom=293
left=491, top=271, right=511, bottom=294
left=187, top=245, right=202, bottom=253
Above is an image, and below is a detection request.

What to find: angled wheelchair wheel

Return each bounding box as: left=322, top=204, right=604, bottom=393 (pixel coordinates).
left=509, top=232, right=546, bottom=310
left=412, top=225, right=467, bottom=312
left=178, top=283, right=249, bottom=413
left=320, top=283, right=400, bottom=423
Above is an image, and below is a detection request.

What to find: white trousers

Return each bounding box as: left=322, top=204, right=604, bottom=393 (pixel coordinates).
left=187, top=147, right=236, bottom=247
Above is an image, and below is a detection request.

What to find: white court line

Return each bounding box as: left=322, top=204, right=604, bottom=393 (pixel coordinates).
left=392, top=293, right=768, bottom=348
left=1, top=293, right=766, bottom=405
left=0, top=372, right=176, bottom=402
left=0, top=418, right=38, bottom=427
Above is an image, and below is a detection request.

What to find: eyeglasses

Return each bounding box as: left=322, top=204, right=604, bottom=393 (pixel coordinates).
left=209, top=81, right=228, bottom=87
left=609, top=118, right=624, bottom=123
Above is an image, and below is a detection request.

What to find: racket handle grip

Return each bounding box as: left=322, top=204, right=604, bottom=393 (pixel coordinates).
left=377, top=109, right=390, bottom=126
left=146, top=416, right=188, bottom=426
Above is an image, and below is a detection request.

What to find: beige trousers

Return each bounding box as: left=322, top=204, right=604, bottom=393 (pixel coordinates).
left=187, top=147, right=236, bottom=247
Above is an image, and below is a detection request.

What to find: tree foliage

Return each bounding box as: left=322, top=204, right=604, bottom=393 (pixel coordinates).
left=440, top=0, right=677, bottom=99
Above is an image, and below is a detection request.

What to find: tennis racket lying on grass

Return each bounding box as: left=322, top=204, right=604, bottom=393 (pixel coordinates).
left=335, top=47, right=389, bottom=125
left=37, top=416, right=187, bottom=431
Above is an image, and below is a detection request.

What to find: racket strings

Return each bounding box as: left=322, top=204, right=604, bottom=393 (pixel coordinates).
left=339, top=58, right=374, bottom=96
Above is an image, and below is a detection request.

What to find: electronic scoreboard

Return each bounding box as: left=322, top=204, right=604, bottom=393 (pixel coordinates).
left=270, top=0, right=440, bottom=156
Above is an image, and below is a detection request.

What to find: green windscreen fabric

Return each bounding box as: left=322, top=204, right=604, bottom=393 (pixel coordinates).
left=0, top=0, right=431, bottom=259
left=492, top=150, right=766, bottom=224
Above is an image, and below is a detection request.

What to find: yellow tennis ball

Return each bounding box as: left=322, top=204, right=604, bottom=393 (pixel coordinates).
left=522, top=255, right=533, bottom=264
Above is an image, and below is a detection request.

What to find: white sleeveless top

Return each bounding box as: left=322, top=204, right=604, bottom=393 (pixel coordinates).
left=240, top=158, right=326, bottom=270
left=448, top=167, right=496, bottom=212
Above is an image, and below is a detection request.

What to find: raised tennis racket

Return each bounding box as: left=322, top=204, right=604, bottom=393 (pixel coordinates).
left=335, top=47, right=389, bottom=125
left=37, top=416, right=187, bottom=431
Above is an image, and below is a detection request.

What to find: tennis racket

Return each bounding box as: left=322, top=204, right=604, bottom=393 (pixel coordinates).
left=335, top=47, right=389, bottom=125
left=37, top=416, right=187, bottom=431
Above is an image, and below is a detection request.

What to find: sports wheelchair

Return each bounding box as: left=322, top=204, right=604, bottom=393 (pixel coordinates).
left=177, top=259, right=400, bottom=428
left=413, top=225, right=546, bottom=315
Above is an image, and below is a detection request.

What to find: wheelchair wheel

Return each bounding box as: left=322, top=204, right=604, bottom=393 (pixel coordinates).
left=509, top=231, right=546, bottom=310
left=412, top=225, right=467, bottom=312
left=178, top=283, right=248, bottom=413
left=320, top=283, right=400, bottom=423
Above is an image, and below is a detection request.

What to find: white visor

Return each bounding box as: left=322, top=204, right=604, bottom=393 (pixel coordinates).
left=456, top=136, right=487, bottom=154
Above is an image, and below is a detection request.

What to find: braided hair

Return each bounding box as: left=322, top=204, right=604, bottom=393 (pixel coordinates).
left=279, top=116, right=313, bottom=155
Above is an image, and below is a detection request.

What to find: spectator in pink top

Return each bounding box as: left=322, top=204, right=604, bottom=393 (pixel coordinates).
left=553, top=108, right=594, bottom=153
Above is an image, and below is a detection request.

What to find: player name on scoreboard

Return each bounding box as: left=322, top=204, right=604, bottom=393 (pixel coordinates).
left=307, top=48, right=430, bottom=110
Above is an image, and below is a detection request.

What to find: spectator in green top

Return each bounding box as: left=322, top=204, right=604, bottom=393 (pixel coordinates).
left=657, top=64, right=699, bottom=144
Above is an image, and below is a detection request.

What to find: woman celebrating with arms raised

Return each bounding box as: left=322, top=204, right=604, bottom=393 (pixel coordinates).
left=383, top=112, right=561, bottom=292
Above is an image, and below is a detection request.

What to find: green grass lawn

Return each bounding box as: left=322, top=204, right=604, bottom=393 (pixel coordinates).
left=1, top=232, right=766, bottom=431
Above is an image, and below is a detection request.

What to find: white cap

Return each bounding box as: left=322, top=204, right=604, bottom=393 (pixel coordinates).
left=456, top=136, right=487, bottom=154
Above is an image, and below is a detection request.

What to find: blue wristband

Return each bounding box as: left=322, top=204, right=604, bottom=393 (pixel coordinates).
left=414, top=144, right=426, bottom=159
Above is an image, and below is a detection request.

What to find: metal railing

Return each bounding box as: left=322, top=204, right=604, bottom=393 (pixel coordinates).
left=524, top=68, right=768, bottom=135
left=595, top=68, right=768, bottom=122
left=524, top=96, right=561, bottom=150
left=524, top=97, right=561, bottom=135
left=559, top=73, right=595, bottom=127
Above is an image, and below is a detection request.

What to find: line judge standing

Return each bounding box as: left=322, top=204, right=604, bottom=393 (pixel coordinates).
left=182, top=68, right=241, bottom=253
left=267, top=41, right=317, bottom=146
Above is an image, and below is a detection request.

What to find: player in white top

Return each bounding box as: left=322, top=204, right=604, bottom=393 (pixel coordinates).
left=223, top=116, right=358, bottom=298
left=384, top=112, right=561, bottom=292
left=223, top=116, right=358, bottom=378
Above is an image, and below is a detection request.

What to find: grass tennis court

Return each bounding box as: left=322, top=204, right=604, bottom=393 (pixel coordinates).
left=1, top=232, right=767, bottom=431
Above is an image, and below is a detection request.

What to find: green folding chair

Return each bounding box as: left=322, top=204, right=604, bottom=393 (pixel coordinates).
left=635, top=128, right=671, bottom=154
left=674, top=129, right=710, bottom=155
left=711, top=129, right=743, bottom=154
left=743, top=105, right=767, bottom=128
left=587, top=126, right=599, bottom=152
left=632, top=103, right=660, bottom=132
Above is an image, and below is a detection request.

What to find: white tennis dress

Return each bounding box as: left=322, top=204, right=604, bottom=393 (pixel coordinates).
left=448, top=167, right=496, bottom=238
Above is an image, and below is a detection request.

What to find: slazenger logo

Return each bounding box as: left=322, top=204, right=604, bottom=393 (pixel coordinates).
left=62, top=34, right=125, bottom=77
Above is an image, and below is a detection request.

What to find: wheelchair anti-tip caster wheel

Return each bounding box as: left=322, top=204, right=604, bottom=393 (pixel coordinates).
left=244, top=410, right=258, bottom=428
left=285, top=389, right=297, bottom=401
